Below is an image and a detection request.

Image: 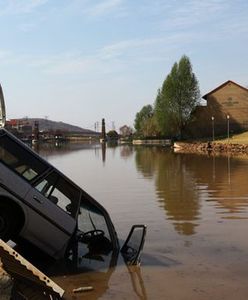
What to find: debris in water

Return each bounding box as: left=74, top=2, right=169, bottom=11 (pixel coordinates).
left=73, top=286, right=94, bottom=293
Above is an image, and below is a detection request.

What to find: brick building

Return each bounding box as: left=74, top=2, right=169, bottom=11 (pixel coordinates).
left=187, top=80, right=248, bottom=138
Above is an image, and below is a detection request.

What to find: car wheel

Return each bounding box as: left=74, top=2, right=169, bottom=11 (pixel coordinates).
left=0, top=204, right=17, bottom=241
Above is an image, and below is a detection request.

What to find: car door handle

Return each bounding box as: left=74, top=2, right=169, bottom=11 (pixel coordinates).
left=33, top=195, right=43, bottom=204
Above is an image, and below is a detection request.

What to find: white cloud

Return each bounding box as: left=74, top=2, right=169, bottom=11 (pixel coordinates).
left=100, top=38, right=164, bottom=59
left=27, top=37, right=183, bottom=75
left=0, top=49, right=22, bottom=64
left=137, top=0, right=247, bottom=33
left=27, top=51, right=106, bottom=75
left=100, top=32, right=196, bottom=60
left=81, top=0, right=124, bottom=17
left=18, top=22, right=36, bottom=32
left=0, top=30, right=196, bottom=77
left=0, top=0, right=48, bottom=15
left=159, top=0, right=230, bottom=29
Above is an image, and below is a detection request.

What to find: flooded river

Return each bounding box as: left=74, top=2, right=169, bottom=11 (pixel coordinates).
left=6, top=142, right=248, bottom=299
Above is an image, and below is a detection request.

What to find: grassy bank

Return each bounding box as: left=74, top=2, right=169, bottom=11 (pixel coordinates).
left=215, top=131, right=248, bottom=144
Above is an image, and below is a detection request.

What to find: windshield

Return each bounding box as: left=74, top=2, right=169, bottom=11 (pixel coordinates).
left=79, top=202, right=110, bottom=238
left=77, top=196, right=119, bottom=257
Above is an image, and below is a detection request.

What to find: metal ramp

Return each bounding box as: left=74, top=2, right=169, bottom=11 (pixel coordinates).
left=0, top=239, right=64, bottom=299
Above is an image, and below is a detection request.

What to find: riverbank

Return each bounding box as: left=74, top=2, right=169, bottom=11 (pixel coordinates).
left=174, top=141, right=248, bottom=154
left=133, top=139, right=171, bottom=146
left=174, top=131, right=248, bottom=154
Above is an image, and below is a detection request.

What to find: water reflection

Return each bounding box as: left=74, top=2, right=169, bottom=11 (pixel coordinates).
left=33, top=141, right=100, bottom=160
left=120, top=145, right=134, bottom=160
left=101, top=142, right=106, bottom=163
left=136, top=148, right=200, bottom=235
left=135, top=147, right=157, bottom=179
left=187, top=153, right=248, bottom=216
left=127, top=266, right=148, bottom=300
left=33, top=142, right=248, bottom=235
left=135, top=147, right=248, bottom=235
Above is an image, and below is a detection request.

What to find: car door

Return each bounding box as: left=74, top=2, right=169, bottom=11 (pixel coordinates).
left=23, top=170, right=80, bottom=258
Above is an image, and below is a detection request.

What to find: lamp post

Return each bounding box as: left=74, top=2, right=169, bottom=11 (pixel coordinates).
left=211, top=116, right=215, bottom=141
left=227, top=115, right=230, bottom=142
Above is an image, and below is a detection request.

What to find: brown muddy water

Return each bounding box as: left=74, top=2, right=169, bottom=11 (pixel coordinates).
left=3, top=142, right=248, bottom=299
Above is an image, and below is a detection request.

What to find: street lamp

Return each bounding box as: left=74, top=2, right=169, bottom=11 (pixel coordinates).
left=227, top=115, right=230, bottom=142
left=211, top=116, right=215, bottom=141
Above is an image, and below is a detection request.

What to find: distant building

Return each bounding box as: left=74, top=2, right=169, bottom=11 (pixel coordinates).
left=187, top=80, right=248, bottom=138
left=119, top=125, right=133, bottom=137
left=6, top=118, right=32, bottom=140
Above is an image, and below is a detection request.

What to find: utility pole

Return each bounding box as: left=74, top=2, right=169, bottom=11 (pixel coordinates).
left=227, top=115, right=230, bottom=143
left=96, top=121, right=99, bottom=132
left=33, top=121, right=39, bottom=143
left=112, top=121, right=115, bottom=131
left=101, top=118, right=106, bottom=141
left=211, top=116, right=215, bottom=141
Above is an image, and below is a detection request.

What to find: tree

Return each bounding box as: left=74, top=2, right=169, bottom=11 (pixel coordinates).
left=154, top=88, right=172, bottom=136
left=134, top=105, right=153, bottom=134
left=107, top=130, right=119, bottom=140
left=142, top=116, right=159, bottom=137
left=119, top=125, right=133, bottom=137
left=155, top=55, right=200, bottom=138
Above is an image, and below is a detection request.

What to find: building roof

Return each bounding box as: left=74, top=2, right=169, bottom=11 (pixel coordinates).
left=202, top=80, right=248, bottom=100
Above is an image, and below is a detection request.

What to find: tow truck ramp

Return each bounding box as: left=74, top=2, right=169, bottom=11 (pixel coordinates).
left=0, top=239, right=64, bottom=299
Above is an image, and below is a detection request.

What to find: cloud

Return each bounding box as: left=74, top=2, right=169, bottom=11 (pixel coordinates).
left=0, top=49, right=22, bottom=65
left=0, top=29, right=196, bottom=77
left=100, top=33, right=196, bottom=60
left=0, top=0, right=48, bottom=15
left=18, top=22, right=36, bottom=32
left=139, top=0, right=248, bottom=34
left=23, top=32, right=195, bottom=77
left=27, top=51, right=106, bottom=75
left=81, top=0, right=124, bottom=17
left=158, top=0, right=229, bottom=29
left=100, top=38, right=164, bottom=59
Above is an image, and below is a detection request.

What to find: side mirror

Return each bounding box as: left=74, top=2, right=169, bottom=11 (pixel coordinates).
left=121, top=225, right=147, bottom=265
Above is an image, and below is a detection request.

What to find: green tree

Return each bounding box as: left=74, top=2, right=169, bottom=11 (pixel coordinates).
left=142, top=116, right=160, bottom=137
left=107, top=130, right=119, bottom=139
left=155, top=55, right=200, bottom=138
left=134, top=104, right=153, bottom=134
left=154, top=88, right=173, bottom=136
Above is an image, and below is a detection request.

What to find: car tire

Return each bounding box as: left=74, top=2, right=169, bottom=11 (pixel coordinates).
left=0, top=203, right=18, bottom=241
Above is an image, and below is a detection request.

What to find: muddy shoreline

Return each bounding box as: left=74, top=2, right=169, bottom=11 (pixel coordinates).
left=174, top=141, right=248, bottom=155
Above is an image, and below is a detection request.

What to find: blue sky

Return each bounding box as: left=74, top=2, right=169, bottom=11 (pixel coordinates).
left=0, top=0, right=247, bottom=131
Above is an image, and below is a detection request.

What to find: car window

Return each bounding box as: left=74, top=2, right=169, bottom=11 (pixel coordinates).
left=35, top=171, right=80, bottom=218
left=0, top=134, right=47, bottom=181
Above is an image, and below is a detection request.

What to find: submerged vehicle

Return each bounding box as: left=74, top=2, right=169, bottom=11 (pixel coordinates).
left=0, top=84, right=146, bottom=263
